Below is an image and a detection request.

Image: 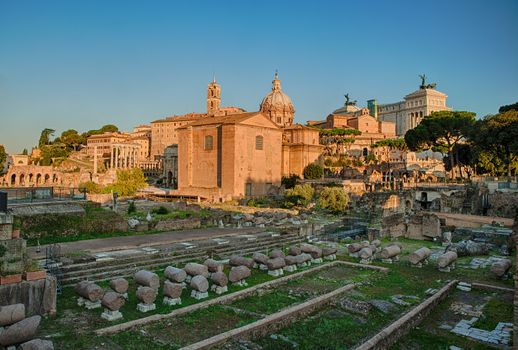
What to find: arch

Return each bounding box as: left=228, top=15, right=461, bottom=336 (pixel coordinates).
left=10, top=174, right=16, bottom=186
left=36, top=173, right=42, bottom=185
left=362, top=148, right=368, bottom=157
left=44, top=174, right=50, bottom=184
left=28, top=173, right=34, bottom=183
left=19, top=173, right=25, bottom=186
left=52, top=174, right=58, bottom=183
left=167, top=171, right=173, bottom=187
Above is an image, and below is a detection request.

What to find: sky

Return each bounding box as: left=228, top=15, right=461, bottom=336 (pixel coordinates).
left=1, top=0, right=517, bottom=153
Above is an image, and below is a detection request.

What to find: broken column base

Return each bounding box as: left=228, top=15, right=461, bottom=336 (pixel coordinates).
left=349, top=252, right=359, bottom=258
left=163, top=297, right=182, bottom=306
left=438, top=263, right=455, bottom=272
left=311, top=258, right=323, bottom=264
left=253, top=263, right=268, bottom=270
left=101, top=309, right=123, bottom=321
left=381, top=258, right=394, bottom=264
left=232, top=280, right=248, bottom=287
left=324, top=254, right=337, bottom=261
left=137, top=303, right=156, bottom=313
left=190, top=290, right=209, bottom=300
left=211, top=285, right=228, bottom=295
left=297, top=261, right=311, bottom=268
left=283, top=265, right=297, bottom=273
left=77, top=297, right=102, bottom=310
left=360, top=258, right=372, bottom=264
left=268, top=268, right=284, bottom=277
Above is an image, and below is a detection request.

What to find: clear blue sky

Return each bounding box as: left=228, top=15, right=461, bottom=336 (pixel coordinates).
left=1, top=0, right=517, bottom=153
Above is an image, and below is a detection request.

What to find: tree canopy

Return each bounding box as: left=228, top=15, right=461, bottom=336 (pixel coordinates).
left=0, top=145, right=6, bottom=173
left=372, top=138, right=407, bottom=150
left=38, top=128, right=55, bottom=148
left=404, top=110, right=476, bottom=177
left=319, top=128, right=362, bottom=137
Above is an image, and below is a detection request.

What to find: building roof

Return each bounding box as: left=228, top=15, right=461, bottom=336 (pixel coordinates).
left=177, top=112, right=280, bottom=129
left=405, top=88, right=448, bottom=99
left=259, top=72, right=295, bottom=116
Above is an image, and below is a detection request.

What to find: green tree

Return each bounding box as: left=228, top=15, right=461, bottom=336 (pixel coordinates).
left=469, top=111, right=518, bottom=176
left=285, top=184, right=315, bottom=206
left=372, top=138, right=407, bottom=150
left=0, top=145, right=6, bottom=173
left=38, top=128, right=55, bottom=148
left=100, top=124, right=119, bottom=133
left=318, top=187, right=349, bottom=213
left=78, top=181, right=103, bottom=194
left=60, top=129, right=86, bottom=151
left=103, top=168, right=148, bottom=196
left=303, top=163, right=324, bottom=180
left=498, top=102, right=518, bottom=113
left=22, top=148, right=28, bottom=155
left=404, top=111, right=476, bottom=178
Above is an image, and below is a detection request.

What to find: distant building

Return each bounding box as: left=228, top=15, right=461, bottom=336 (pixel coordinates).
left=173, top=73, right=323, bottom=201
left=376, top=78, right=451, bottom=135
left=307, top=97, right=396, bottom=157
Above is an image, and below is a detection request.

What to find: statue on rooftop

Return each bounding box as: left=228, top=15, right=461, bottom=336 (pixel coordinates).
left=344, top=93, right=357, bottom=106
left=419, top=74, right=437, bottom=90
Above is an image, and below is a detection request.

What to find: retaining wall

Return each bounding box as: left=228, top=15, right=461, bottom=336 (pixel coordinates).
left=354, top=280, right=458, bottom=350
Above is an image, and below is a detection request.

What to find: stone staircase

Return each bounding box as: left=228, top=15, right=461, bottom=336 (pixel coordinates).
left=59, top=231, right=303, bottom=287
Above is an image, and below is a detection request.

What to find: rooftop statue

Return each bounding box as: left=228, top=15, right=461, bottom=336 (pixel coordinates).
left=344, top=93, right=357, bottom=106
left=419, top=74, right=437, bottom=90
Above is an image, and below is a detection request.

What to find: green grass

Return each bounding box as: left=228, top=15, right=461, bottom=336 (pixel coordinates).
left=473, top=294, right=514, bottom=330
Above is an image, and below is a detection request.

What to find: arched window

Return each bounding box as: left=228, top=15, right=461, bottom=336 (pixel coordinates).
left=204, top=135, right=213, bottom=150
left=255, top=135, right=264, bottom=150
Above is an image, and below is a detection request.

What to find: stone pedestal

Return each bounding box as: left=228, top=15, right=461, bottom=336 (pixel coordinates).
left=283, top=265, right=297, bottom=273
left=381, top=258, right=394, bottom=264
left=185, top=275, right=192, bottom=283
left=137, top=303, right=156, bottom=312
left=190, top=290, right=209, bottom=300
left=349, top=252, right=359, bottom=258
left=360, top=258, right=372, bottom=265
left=163, top=297, right=182, bottom=306
left=439, top=263, right=455, bottom=272
left=324, top=254, right=336, bottom=261
left=297, top=261, right=310, bottom=268
left=78, top=297, right=102, bottom=309
left=311, top=258, right=323, bottom=264
left=211, top=285, right=228, bottom=295
left=101, top=309, right=123, bottom=321
left=232, top=280, right=248, bottom=287
left=252, top=263, right=267, bottom=270
left=268, top=268, right=284, bottom=277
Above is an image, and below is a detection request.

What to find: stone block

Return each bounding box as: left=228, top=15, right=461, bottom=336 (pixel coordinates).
left=267, top=268, right=284, bottom=277
left=190, top=290, right=208, bottom=300
left=163, top=297, right=182, bottom=306
left=210, top=285, right=228, bottom=295
left=101, top=309, right=123, bottom=321
left=137, top=303, right=156, bottom=313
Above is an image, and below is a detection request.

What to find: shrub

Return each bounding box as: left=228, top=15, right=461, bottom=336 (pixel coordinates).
left=78, top=181, right=103, bottom=194
left=152, top=206, right=169, bottom=215
left=281, top=174, right=300, bottom=189
left=318, top=187, right=349, bottom=213
left=285, top=184, right=315, bottom=206
left=303, top=163, right=324, bottom=180
left=103, top=168, right=148, bottom=196
left=127, top=201, right=136, bottom=214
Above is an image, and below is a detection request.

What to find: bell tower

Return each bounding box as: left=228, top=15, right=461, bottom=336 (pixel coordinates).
left=207, top=77, right=221, bottom=116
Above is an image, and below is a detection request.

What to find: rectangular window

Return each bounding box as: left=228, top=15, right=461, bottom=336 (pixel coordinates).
left=245, top=183, right=252, bottom=196
left=204, top=135, right=213, bottom=150
left=255, top=136, right=263, bottom=150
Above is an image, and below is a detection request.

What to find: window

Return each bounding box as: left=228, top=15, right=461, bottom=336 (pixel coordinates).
left=245, top=183, right=252, bottom=196
left=255, top=135, right=263, bottom=150
left=204, top=135, right=213, bottom=150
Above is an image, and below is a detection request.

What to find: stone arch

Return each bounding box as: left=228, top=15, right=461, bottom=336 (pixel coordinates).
left=36, top=173, right=42, bottom=185
left=44, top=174, right=50, bottom=184
left=19, top=173, right=25, bottom=186
left=10, top=174, right=16, bottom=186
left=28, top=173, right=34, bottom=184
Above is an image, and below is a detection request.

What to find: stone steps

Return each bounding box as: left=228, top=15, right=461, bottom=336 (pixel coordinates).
left=59, top=232, right=303, bottom=287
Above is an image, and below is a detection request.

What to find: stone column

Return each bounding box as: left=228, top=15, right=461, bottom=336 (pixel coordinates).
left=110, top=147, right=114, bottom=169
left=93, top=146, right=98, bottom=174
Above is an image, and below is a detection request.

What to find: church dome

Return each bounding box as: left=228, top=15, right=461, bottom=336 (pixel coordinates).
left=260, top=71, right=295, bottom=127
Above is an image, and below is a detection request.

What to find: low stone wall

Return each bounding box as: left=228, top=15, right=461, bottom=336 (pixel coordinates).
left=86, top=193, right=113, bottom=204
left=181, top=283, right=356, bottom=350
left=95, top=261, right=388, bottom=336
left=0, top=276, right=57, bottom=316
left=153, top=217, right=202, bottom=231
left=10, top=202, right=86, bottom=216
left=354, top=280, right=458, bottom=350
